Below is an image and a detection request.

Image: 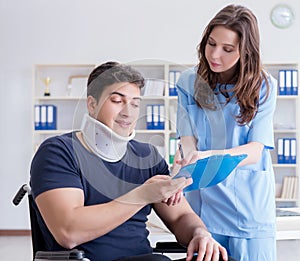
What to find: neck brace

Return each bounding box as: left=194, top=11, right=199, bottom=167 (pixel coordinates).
left=81, top=114, right=135, bottom=162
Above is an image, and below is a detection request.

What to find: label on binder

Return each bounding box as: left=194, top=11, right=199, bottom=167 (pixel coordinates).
left=290, top=138, right=296, bottom=164
left=284, top=138, right=291, bottom=163
left=34, top=105, right=41, bottom=130
left=146, top=105, right=153, bottom=129
left=46, top=105, right=57, bottom=130
left=153, top=105, right=159, bottom=128
left=169, top=138, right=177, bottom=164
left=159, top=105, right=165, bottom=129
left=292, top=70, right=298, bottom=95
left=40, top=105, right=47, bottom=128
left=277, top=138, right=284, bottom=164
left=285, top=70, right=292, bottom=95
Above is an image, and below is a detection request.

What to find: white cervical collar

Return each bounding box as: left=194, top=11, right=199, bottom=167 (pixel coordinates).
left=81, top=114, right=135, bottom=162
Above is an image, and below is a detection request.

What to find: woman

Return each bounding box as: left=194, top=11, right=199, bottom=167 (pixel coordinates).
left=175, top=4, right=277, bottom=261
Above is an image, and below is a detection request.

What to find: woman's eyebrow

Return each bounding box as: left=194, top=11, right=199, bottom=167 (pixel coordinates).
left=208, top=36, right=236, bottom=48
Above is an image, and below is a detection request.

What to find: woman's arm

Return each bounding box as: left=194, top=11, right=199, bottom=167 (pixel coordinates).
left=179, top=136, right=264, bottom=167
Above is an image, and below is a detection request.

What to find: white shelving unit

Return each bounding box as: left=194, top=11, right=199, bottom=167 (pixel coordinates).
left=32, top=62, right=299, bottom=207
left=33, top=64, right=96, bottom=151
left=32, top=61, right=191, bottom=164
left=264, top=63, right=299, bottom=207
left=129, top=61, right=193, bottom=164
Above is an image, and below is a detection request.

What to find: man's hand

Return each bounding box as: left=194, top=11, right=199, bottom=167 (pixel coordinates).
left=186, top=230, right=228, bottom=261
left=139, top=175, right=192, bottom=205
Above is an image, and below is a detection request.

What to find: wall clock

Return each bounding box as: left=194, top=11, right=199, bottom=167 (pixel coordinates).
left=270, top=4, right=295, bottom=29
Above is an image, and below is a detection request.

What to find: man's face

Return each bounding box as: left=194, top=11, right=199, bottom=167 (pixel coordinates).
left=92, top=82, right=141, bottom=137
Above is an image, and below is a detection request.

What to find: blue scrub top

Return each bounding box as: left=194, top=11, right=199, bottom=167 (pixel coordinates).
left=176, top=67, right=277, bottom=238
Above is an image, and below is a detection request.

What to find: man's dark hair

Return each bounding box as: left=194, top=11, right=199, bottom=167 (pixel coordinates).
left=87, top=61, right=145, bottom=101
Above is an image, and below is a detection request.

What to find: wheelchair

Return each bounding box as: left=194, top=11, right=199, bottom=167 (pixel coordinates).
left=13, top=184, right=235, bottom=261
left=13, top=184, right=188, bottom=261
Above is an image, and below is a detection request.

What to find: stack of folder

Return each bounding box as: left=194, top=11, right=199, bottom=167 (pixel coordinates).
left=277, top=138, right=296, bottom=164
left=146, top=104, right=165, bottom=130
left=280, top=176, right=299, bottom=199
left=278, top=69, right=298, bottom=95
left=34, top=104, right=57, bottom=130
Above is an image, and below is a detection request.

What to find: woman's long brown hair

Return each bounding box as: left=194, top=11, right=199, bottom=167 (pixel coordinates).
left=195, top=4, right=269, bottom=125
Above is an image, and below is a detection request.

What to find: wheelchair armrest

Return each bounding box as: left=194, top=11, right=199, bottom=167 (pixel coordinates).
left=153, top=242, right=237, bottom=261
left=34, top=249, right=89, bottom=260
left=153, top=241, right=187, bottom=253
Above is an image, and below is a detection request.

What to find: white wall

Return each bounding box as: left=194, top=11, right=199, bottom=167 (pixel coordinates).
left=1, top=0, right=300, bottom=229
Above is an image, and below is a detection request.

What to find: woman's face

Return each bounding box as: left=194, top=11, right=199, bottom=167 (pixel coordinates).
left=205, top=25, right=240, bottom=82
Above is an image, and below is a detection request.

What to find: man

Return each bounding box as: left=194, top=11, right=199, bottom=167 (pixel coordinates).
left=30, top=62, right=228, bottom=261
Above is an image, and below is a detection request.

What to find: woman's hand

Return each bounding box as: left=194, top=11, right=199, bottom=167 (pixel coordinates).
left=162, top=190, right=183, bottom=206
left=176, top=150, right=213, bottom=167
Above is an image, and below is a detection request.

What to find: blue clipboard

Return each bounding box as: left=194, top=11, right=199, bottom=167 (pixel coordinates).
left=173, top=154, right=247, bottom=192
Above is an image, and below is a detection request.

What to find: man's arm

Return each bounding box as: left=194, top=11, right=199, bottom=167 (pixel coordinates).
left=153, top=198, right=228, bottom=261
left=35, top=175, right=190, bottom=249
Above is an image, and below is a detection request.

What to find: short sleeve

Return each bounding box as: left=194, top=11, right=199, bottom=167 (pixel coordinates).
left=248, top=75, right=277, bottom=149
left=176, top=68, right=197, bottom=138
left=30, top=135, right=82, bottom=199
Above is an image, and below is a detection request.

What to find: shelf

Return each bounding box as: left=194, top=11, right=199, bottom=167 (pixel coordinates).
left=34, top=129, right=75, bottom=134
left=168, top=96, right=178, bottom=100
left=274, top=129, right=297, bottom=133
left=35, top=64, right=95, bottom=68
left=277, top=95, right=298, bottom=100
left=34, top=96, right=86, bottom=100
left=135, top=129, right=165, bottom=134
left=265, top=63, right=300, bottom=207
left=141, top=96, right=166, bottom=100
left=276, top=198, right=298, bottom=202
left=273, top=164, right=297, bottom=168
left=32, top=64, right=96, bottom=152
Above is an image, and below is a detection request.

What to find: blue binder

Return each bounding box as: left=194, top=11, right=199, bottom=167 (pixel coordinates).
left=152, top=104, right=159, bottom=129
left=158, top=104, right=165, bottom=130
left=34, top=105, right=41, bottom=130
left=285, top=70, right=292, bottom=95
left=290, top=138, right=296, bottom=164
left=173, top=154, right=247, bottom=192
left=277, top=138, right=284, bottom=164
left=40, top=105, right=47, bottom=129
left=34, top=104, right=57, bottom=130
left=169, top=70, right=180, bottom=96
left=278, top=70, right=286, bottom=95
left=292, top=70, right=298, bottom=95
left=146, top=104, right=165, bottom=130
left=283, top=138, right=291, bottom=163
left=46, top=105, right=57, bottom=130
left=146, top=104, right=153, bottom=129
